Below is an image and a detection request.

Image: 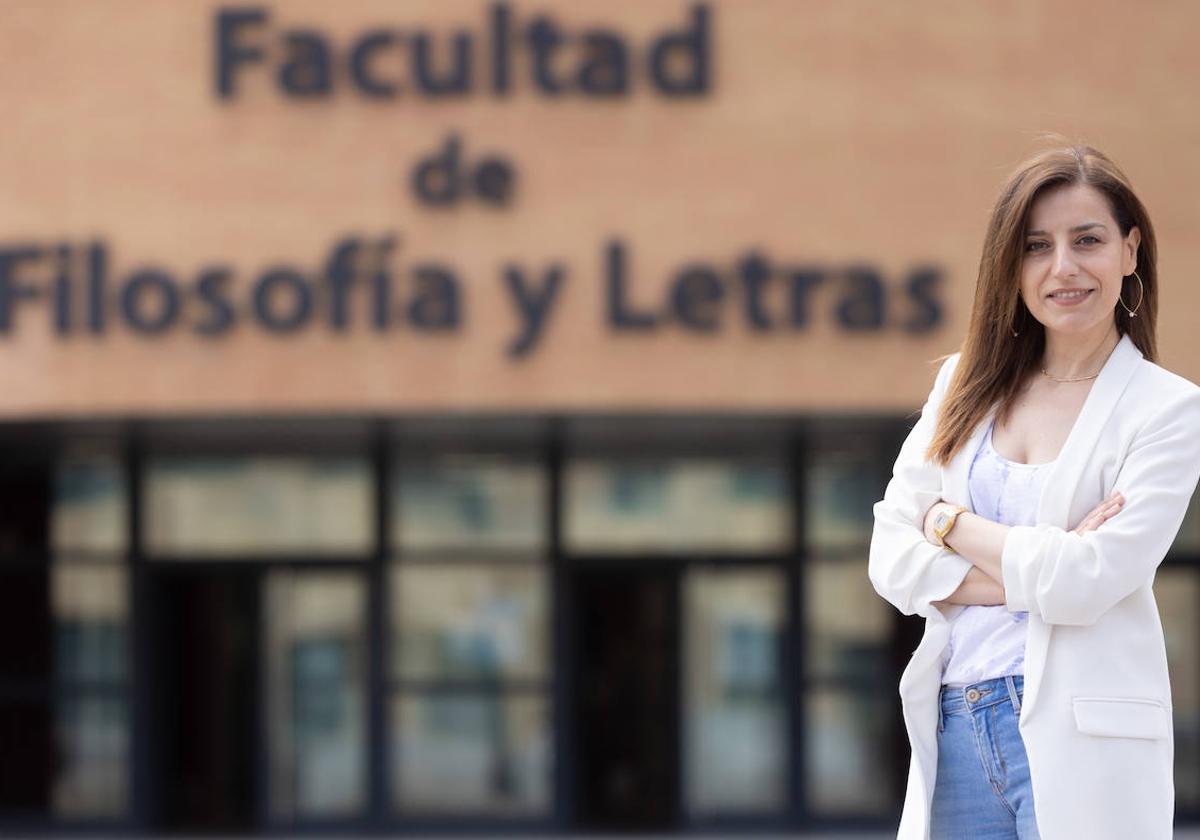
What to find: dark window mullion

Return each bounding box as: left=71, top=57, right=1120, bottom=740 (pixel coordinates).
left=140, top=553, right=371, bottom=567
left=789, top=423, right=808, bottom=825
left=388, top=549, right=548, bottom=565
left=387, top=679, right=549, bottom=695
left=367, top=420, right=389, bottom=829
left=127, top=423, right=149, bottom=831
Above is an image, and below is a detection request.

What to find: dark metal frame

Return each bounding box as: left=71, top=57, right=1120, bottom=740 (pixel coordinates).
left=2, top=412, right=1195, bottom=836
left=0, top=414, right=906, bottom=837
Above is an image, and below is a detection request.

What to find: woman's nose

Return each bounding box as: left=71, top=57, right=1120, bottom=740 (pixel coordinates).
left=1052, top=244, right=1078, bottom=278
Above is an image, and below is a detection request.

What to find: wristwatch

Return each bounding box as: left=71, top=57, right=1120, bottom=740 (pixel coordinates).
left=932, top=504, right=968, bottom=551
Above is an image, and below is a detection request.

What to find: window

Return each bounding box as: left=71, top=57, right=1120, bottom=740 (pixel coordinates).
left=802, top=421, right=899, bottom=815
left=683, top=567, right=787, bottom=816
left=1160, top=494, right=1200, bottom=811
left=144, top=456, right=372, bottom=557
left=0, top=444, right=137, bottom=822
left=264, top=571, right=368, bottom=819
left=389, top=451, right=551, bottom=816
left=565, top=456, right=789, bottom=554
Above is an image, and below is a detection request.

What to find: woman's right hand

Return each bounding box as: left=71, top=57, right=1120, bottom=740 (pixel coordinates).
left=1072, top=490, right=1125, bottom=535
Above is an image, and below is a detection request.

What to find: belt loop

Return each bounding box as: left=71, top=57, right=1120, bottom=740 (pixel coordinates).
left=1005, top=674, right=1021, bottom=715
left=937, top=686, right=945, bottom=733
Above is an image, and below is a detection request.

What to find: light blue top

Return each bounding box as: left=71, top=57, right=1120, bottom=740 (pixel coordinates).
left=941, top=417, right=1056, bottom=687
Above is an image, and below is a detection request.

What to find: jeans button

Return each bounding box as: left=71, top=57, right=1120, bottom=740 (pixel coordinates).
left=966, top=688, right=981, bottom=703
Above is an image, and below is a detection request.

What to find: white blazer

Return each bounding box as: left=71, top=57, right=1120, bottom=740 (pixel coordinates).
left=869, top=332, right=1200, bottom=840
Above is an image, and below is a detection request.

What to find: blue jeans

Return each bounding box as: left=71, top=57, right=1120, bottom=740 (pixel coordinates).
left=931, top=675, right=1041, bottom=839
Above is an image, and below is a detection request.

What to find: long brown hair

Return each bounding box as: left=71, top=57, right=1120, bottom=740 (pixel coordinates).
left=926, top=143, right=1158, bottom=466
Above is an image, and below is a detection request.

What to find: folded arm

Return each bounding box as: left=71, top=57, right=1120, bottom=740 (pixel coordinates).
left=934, top=565, right=1006, bottom=606
left=931, top=510, right=1009, bottom=584
left=868, top=356, right=974, bottom=621
left=996, top=390, right=1200, bottom=626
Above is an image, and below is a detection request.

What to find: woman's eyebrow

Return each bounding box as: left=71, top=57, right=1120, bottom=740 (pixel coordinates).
left=1026, top=222, right=1108, bottom=236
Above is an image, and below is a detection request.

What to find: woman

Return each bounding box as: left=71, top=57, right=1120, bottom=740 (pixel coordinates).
left=869, top=143, right=1200, bottom=840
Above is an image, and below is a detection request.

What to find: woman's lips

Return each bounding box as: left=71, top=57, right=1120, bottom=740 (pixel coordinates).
left=1047, top=289, right=1093, bottom=306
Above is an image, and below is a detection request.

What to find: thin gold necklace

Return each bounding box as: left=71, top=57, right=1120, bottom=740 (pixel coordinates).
left=1040, top=367, right=1100, bottom=383
left=1046, top=340, right=1118, bottom=381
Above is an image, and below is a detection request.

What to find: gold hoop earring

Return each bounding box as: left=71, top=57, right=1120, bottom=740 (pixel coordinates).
left=1119, top=270, right=1145, bottom=318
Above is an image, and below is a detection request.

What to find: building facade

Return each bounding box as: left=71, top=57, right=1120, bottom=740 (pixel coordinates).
left=4, top=1, right=1200, bottom=834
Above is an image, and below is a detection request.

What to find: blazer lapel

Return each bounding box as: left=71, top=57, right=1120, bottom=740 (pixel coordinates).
left=1019, top=332, right=1143, bottom=715
left=937, top=333, right=1144, bottom=716
left=1035, top=332, right=1142, bottom=531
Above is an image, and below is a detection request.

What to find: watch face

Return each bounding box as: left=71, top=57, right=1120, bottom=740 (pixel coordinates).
left=934, top=512, right=949, bottom=531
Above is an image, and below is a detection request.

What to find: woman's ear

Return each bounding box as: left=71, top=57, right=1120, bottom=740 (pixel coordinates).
left=1125, top=226, right=1141, bottom=274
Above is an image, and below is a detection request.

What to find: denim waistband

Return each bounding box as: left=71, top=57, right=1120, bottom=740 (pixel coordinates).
left=940, top=674, right=1024, bottom=717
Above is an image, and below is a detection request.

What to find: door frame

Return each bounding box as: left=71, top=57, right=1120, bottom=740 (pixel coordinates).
left=560, top=554, right=797, bottom=833
left=139, top=558, right=379, bottom=834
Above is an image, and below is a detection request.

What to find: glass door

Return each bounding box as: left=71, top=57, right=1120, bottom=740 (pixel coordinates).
left=263, top=568, right=368, bottom=824
left=146, top=566, right=369, bottom=832
left=570, top=566, right=680, bottom=831
left=140, top=445, right=375, bottom=831
left=146, top=569, right=259, bottom=833
left=682, top=566, right=788, bottom=820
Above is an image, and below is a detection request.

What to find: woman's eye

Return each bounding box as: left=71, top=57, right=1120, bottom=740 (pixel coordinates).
left=1025, top=236, right=1099, bottom=253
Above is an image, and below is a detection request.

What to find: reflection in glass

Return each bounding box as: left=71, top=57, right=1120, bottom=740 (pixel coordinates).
left=50, top=563, right=129, bottom=819
left=391, top=565, right=546, bottom=682
left=53, top=564, right=128, bottom=683
left=394, top=455, right=546, bottom=551
left=46, top=445, right=131, bottom=820
left=52, top=456, right=126, bottom=554
left=1156, top=568, right=1200, bottom=807
left=391, top=692, right=549, bottom=814
left=805, top=448, right=879, bottom=554
left=805, top=688, right=893, bottom=814
left=145, top=457, right=372, bottom=556
left=806, top=560, right=889, bottom=682
left=265, top=572, right=366, bottom=820
left=565, top=457, right=789, bottom=553
left=52, top=695, right=128, bottom=818
left=684, top=569, right=787, bottom=816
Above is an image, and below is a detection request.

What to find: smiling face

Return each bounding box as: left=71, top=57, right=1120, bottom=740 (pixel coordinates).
left=1019, top=182, right=1141, bottom=343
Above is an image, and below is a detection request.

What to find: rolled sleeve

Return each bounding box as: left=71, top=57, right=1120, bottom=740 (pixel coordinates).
left=868, top=354, right=972, bottom=621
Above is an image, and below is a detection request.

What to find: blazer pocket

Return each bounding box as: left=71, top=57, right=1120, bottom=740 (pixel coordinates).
left=1072, top=696, right=1170, bottom=740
